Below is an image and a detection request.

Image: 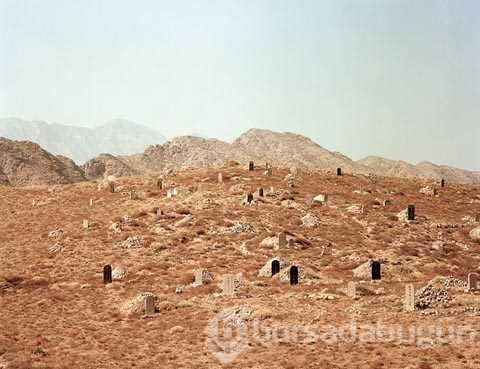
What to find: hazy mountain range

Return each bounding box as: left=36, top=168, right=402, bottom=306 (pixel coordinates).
left=0, top=119, right=479, bottom=186
left=0, top=118, right=167, bottom=163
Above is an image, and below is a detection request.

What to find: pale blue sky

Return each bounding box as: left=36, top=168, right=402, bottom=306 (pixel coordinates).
left=0, top=0, right=479, bottom=169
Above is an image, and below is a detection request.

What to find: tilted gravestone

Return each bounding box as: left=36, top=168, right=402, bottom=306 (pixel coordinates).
left=404, top=284, right=415, bottom=312
left=249, top=161, right=254, bottom=171
left=468, top=273, right=478, bottom=291
left=289, top=266, right=299, bottom=285
left=407, top=205, right=416, bottom=221
left=103, top=265, right=112, bottom=284
left=347, top=281, right=357, bottom=299
left=144, top=295, right=155, bottom=315
left=271, top=260, right=280, bottom=276
left=371, top=261, right=381, bottom=280
left=223, top=275, right=235, bottom=296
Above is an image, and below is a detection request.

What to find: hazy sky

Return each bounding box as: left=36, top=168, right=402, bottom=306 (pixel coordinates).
left=0, top=0, right=479, bottom=170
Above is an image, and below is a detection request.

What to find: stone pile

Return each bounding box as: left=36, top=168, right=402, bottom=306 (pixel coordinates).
left=119, top=236, right=145, bottom=249
left=415, top=285, right=450, bottom=309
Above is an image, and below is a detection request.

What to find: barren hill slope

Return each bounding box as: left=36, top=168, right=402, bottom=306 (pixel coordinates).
left=359, top=156, right=480, bottom=184
left=0, top=138, right=85, bottom=186
left=232, top=128, right=366, bottom=172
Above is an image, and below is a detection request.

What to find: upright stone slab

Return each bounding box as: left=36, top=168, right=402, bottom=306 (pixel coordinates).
left=108, top=181, right=115, bottom=193
left=144, top=295, right=155, bottom=315
left=249, top=161, right=254, bottom=171
left=157, top=178, right=163, bottom=189
left=223, top=275, right=235, bottom=296
left=289, top=266, right=299, bottom=285
left=407, top=205, right=416, bottom=221
left=89, top=198, right=94, bottom=206
left=347, top=281, right=357, bottom=299
left=218, top=173, right=223, bottom=184
left=129, top=190, right=137, bottom=200
left=337, top=168, right=342, bottom=176
left=103, top=265, right=112, bottom=284
left=83, top=219, right=89, bottom=229
left=246, top=193, right=253, bottom=204
left=441, top=179, right=445, bottom=188
left=270, top=186, right=274, bottom=194
left=32, top=199, right=36, bottom=207
left=404, top=284, right=415, bottom=312
left=271, top=260, right=280, bottom=276
left=468, top=273, right=478, bottom=291
left=278, top=232, right=287, bottom=249
left=258, top=188, right=264, bottom=197
left=371, top=261, right=381, bottom=280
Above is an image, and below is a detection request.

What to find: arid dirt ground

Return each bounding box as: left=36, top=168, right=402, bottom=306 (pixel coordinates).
left=1, top=165, right=480, bottom=369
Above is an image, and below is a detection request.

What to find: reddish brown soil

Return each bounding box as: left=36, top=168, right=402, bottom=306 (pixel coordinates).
left=1, top=167, right=480, bottom=369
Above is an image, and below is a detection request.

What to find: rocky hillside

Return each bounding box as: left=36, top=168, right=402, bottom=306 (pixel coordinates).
left=358, top=156, right=480, bottom=184
left=0, top=138, right=85, bottom=186
left=82, top=154, right=139, bottom=180
left=0, top=118, right=167, bottom=163
left=84, top=128, right=479, bottom=184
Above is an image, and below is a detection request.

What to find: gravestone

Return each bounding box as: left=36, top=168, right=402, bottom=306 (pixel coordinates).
left=223, top=275, right=235, bottom=296
left=266, top=167, right=273, bottom=176
left=289, top=266, right=299, bottom=285
left=475, top=214, right=480, bottom=222
left=246, top=193, right=254, bottom=204
left=371, top=261, right=381, bottom=280
left=270, top=186, right=274, bottom=194
left=108, top=182, right=115, bottom=193
left=278, top=232, right=287, bottom=249
left=144, top=295, right=155, bottom=315
left=103, top=265, right=112, bottom=284
left=271, top=260, right=280, bottom=276
left=404, top=284, right=415, bottom=312
left=347, top=281, right=357, bottom=299
left=83, top=219, right=89, bottom=229
left=218, top=173, right=223, bottom=183
left=441, top=179, right=445, bottom=188
left=258, top=188, right=264, bottom=197
left=89, top=198, right=94, bottom=206
left=129, top=190, right=137, bottom=200
left=337, top=168, right=342, bottom=176
left=249, top=161, right=255, bottom=171
left=383, top=199, right=391, bottom=207
left=32, top=199, right=36, bottom=207
left=407, top=205, right=415, bottom=221
left=157, top=179, right=163, bottom=189
left=468, top=273, right=478, bottom=291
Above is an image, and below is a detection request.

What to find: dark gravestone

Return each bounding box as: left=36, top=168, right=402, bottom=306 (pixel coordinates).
left=271, top=260, right=280, bottom=276
left=337, top=168, right=342, bottom=176
left=290, top=266, right=299, bottom=285
left=247, top=193, right=254, bottom=203
left=407, top=205, right=415, bottom=221
left=103, top=265, right=112, bottom=284
left=249, top=161, right=255, bottom=171
left=259, top=188, right=264, bottom=197
left=441, top=179, right=445, bottom=188
left=371, top=261, right=381, bottom=280
left=157, top=179, right=163, bottom=189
